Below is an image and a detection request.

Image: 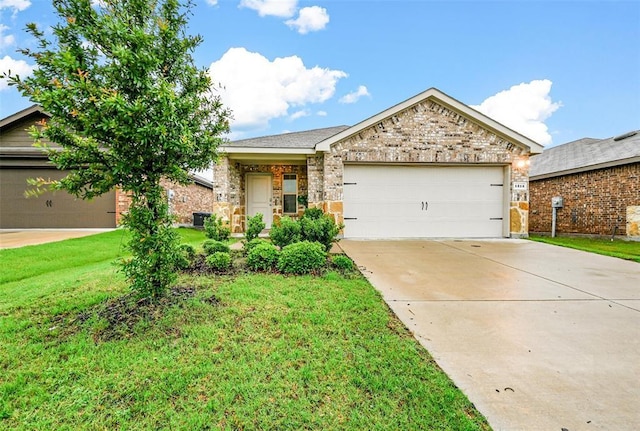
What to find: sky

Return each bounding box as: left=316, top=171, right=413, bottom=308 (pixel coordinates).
left=1, top=0, right=639, bottom=148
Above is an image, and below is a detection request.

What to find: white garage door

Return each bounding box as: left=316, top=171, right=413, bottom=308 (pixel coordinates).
left=343, top=165, right=507, bottom=238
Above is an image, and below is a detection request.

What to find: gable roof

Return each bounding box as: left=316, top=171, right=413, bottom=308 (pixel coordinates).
left=529, top=130, right=640, bottom=180
left=315, top=87, right=544, bottom=154
left=226, top=126, right=349, bottom=150
left=0, top=104, right=48, bottom=132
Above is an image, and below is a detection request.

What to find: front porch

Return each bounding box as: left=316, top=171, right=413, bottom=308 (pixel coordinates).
left=211, top=155, right=316, bottom=233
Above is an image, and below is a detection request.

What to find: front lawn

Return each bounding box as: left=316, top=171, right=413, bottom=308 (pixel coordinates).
left=529, top=235, right=640, bottom=262
left=0, top=230, right=489, bottom=430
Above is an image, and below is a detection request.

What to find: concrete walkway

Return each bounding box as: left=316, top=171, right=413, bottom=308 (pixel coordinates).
left=0, top=229, right=113, bottom=249
left=339, top=239, right=640, bottom=431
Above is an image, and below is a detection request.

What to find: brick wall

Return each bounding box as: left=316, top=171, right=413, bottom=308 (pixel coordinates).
left=162, top=179, right=214, bottom=225
left=114, top=179, right=214, bottom=226
left=529, top=162, right=640, bottom=236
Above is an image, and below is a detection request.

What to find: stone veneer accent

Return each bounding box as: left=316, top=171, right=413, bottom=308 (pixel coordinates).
left=530, top=162, right=640, bottom=238
left=320, top=99, right=530, bottom=237
left=212, top=157, right=308, bottom=232
left=627, top=206, right=640, bottom=238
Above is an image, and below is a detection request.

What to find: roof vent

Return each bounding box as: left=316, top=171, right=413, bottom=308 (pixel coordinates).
left=613, top=130, right=638, bottom=141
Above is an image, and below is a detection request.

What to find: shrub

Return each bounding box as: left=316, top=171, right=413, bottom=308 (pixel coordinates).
left=247, top=242, right=280, bottom=272
left=302, top=207, right=324, bottom=220
left=176, top=244, right=196, bottom=269
left=300, top=213, right=343, bottom=252
left=244, top=238, right=269, bottom=255
left=245, top=213, right=266, bottom=243
left=203, top=214, right=231, bottom=242
left=331, top=254, right=354, bottom=272
left=205, top=252, right=232, bottom=271
left=277, top=241, right=327, bottom=275
left=203, top=239, right=230, bottom=255
left=269, top=216, right=301, bottom=249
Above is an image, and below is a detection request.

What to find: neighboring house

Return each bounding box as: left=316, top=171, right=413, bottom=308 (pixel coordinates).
left=529, top=130, right=640, bottom=239
left=0, top=105, right=213, bottom=228
left=213, top=88, right=543, bottom=239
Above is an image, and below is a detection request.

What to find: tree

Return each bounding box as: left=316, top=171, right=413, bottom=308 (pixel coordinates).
left=4, top=0, right=230, bottom=298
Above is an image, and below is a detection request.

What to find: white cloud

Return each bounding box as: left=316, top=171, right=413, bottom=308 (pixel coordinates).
left=289, top=109, right=310, bottom=120
left=339, top=85, right=370, bottom=104
left=208, top=47, right=347, bottom=129
left=286, top=6, right=329, bottom=34
left=316, top=110, right=327, bottom=117
left=0, top=0, right=30, bottom=12
left=0, top=24, right=16, bottom=51
left=472, top=79, right=561, bottom=146
left=205, top=0, right=218, bottom=5
left=240, top=0, right=297, bottom=18
left=0, top=55, right=35, bottom=90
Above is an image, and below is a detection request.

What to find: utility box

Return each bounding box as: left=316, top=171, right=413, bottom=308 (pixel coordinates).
left=193, top=212, right=212, bottom=227
left=551, top=196, right=564, bottom=208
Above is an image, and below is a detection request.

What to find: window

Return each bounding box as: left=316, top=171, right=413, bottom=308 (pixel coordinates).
left=283, top=174, right=297, bottom=214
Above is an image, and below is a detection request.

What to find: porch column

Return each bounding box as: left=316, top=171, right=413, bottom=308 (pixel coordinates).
left=306, top=154, right=324, bottom=208
left=212, top=156, right=244, bottom=233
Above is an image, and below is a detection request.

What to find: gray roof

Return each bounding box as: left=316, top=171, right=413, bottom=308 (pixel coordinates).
left=226, top=125, right=350, bottom=149
left=530, top=130, right=640, bottom=179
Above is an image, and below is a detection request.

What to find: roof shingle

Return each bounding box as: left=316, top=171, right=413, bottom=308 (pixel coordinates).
left=225, top=125, right=350, bottom=149
left=530, top=130, right=640, bottom=179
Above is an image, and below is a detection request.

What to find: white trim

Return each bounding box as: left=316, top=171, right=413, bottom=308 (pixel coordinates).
left=315, top=87, right=544, bottom=154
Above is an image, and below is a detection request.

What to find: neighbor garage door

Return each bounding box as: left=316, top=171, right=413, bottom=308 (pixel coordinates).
left=343, top=165, right=506, bottom=238
left=0, top=168, right=116, bottom=228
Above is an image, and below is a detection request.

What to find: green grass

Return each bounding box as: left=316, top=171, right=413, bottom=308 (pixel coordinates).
left=529, top=235, right=640, bottom=262
left=0, top=233, right=490, bottom=430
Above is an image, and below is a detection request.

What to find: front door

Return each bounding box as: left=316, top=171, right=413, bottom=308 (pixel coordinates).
left=246, top=174, right=273, bottom=228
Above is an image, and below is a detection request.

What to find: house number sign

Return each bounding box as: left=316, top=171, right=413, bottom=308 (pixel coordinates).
left=513, top=182, right=528, bottom=191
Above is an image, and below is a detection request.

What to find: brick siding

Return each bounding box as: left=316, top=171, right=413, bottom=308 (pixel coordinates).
left=115, top=179, right=214, bottom=226
left=529, top=162, right=640, bottom=236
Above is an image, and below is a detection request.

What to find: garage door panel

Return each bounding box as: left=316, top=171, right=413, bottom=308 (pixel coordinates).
left=343, top=165, right=506, bottom=238
left=1, top=169, right=116, bottom=228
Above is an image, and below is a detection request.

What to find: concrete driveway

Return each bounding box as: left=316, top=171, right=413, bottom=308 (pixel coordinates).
left=339, top=239, right=640, bottom=431
left=0, top=229, right=113, bottom=249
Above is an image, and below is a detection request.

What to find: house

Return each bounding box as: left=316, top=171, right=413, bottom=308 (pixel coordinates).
left=0, top=105, right=214, bottom=228
left=212, top=88, right=543, bottom=239
left=529, top=130, right=640, bottom=239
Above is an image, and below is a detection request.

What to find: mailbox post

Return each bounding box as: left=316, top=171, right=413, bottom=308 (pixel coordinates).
left=551, top=196, right=564, bottom=238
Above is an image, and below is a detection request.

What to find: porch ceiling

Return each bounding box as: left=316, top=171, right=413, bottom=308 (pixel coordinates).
left=223, top=148, right=311, bottom=165
left=227, top=153, right=308, bottom=165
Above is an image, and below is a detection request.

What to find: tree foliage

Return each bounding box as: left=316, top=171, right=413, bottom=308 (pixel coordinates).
left=4, top=0, right=230, bottom=298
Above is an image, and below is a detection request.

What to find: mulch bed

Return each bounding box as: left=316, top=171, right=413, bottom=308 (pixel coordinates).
left=50, top=285, right=219, bottom=342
